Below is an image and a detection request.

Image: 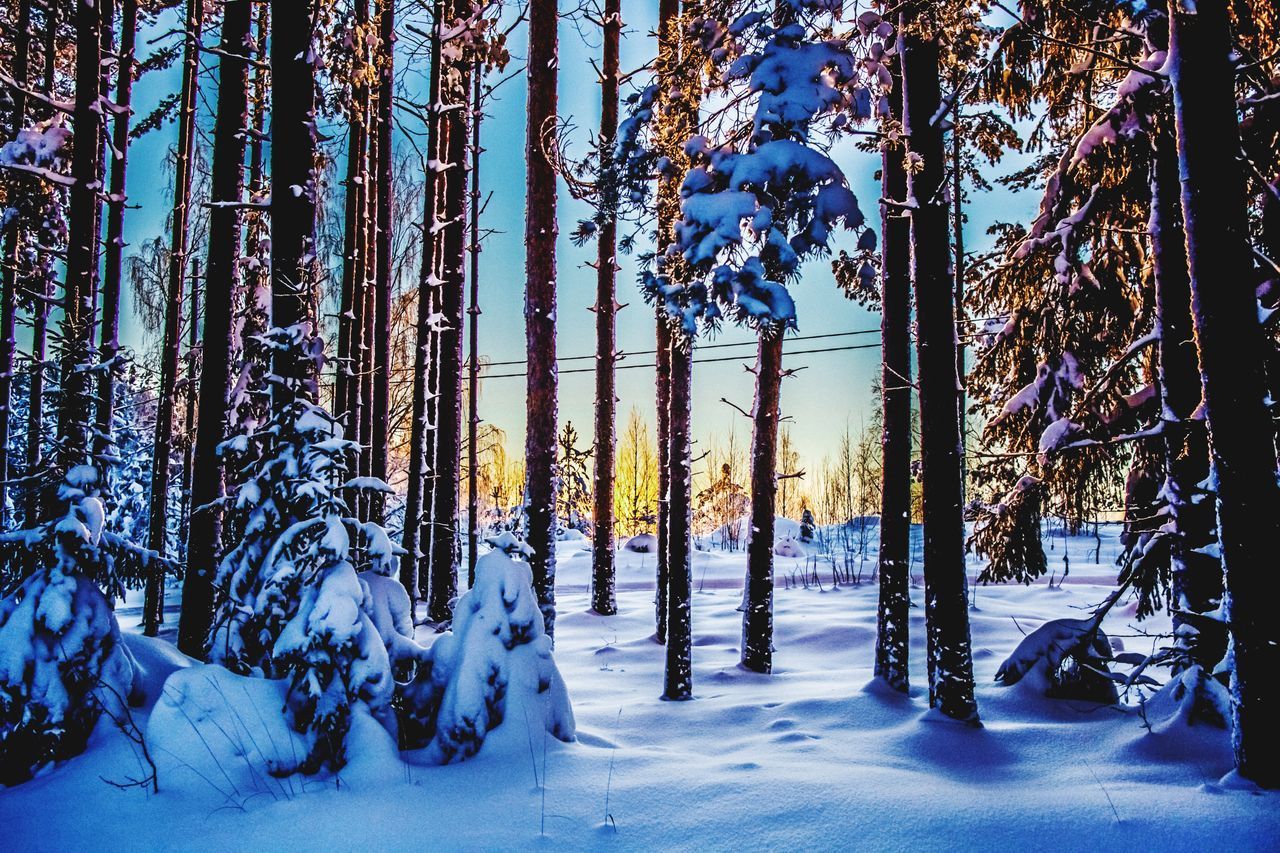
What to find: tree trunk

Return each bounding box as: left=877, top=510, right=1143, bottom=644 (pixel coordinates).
left=0, top=0, right=32, bottom=528
left=874, top=58, right=912, bottom=693
left=24, top=0, right=59, bottom=524
left=336, top=0, right=370, bottom=451
left=741, top=332, right=782, bottom=672
left=466, top=62, right=483, bottom=586
left=144, top=0, right=202, bottom=636
left=652, top=0, right=680, bottom=644
left=525, top=0, right=560, bottom=639
left=179, top=258, right=201, bottom=572
left=900, top=22, right=979, bottom=723
left=590, top=0, right=622, bottom=616
left=1149, top=125, right=1223, bottom=672
left=428, top=3, right=472, bottom=623
left=400, top=0, right=444, bottom=599
left=663, top=334, right=693, bottom=700
left=177, top=0, right=252, bottom=657
left=95, top=0, right=138, bottom=468
left=371, top=0, right=395, bottom=525
left=951, top=99, right=966, bottom=496
left=270, top=0, right=319, bottom=405
left=57, top=0, right=105, bottom=478
left=1169, top=0, right=1280, bottom=787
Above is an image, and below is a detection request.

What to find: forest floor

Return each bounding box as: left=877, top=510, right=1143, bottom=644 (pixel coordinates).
left=2, top=524, right=1277, bottom=851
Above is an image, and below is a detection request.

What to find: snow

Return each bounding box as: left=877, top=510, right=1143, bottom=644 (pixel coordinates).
left=3, top=524, right=1275, bottom=847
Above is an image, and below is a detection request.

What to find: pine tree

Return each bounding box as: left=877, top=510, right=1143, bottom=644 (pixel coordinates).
left=177, top=0, right=254, bottom=657
left=144, top=0, right=203, bottom=636
left=900, top=8, right=979, bottom=723
left=590, top=0, right=623, bottom=617
left=370, top=0, right=395, bottom=526
left=0, top=0, right=32, bottom=527
left=874, top=43, right=911, bottom=693
left=1169, top=0, right=1280, bottom=788
left=524, top=0, right=560, bottom=639
left=94, top=0, right=138, bottom=471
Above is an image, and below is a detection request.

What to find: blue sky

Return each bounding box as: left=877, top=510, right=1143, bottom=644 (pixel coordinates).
left=107, top=3, right=1037, bottom=470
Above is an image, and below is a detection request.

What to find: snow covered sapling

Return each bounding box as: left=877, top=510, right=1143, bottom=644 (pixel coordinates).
left=0, top=465, right=168, bottom=784
left=206, top=326, right=400, bottom=774
left=398, top=534, right=575, bottom=763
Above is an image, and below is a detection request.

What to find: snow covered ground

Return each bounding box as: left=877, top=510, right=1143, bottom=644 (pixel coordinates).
left=2, top=524, right=1277, bottom=851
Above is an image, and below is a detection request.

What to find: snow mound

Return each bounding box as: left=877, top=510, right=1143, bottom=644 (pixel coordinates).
left=120, top=631, right=196, bottom=707
left=773, top=536, right=806, bottom=558
left=148, top=665, right=403, bottom=794
left=623, top=533, right=658, bottom=553
left=714, top=516, right=802, bottom=547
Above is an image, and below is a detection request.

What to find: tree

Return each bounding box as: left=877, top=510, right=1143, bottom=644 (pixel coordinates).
left=0, top=0, right=32, bottom=528
left=900, top=8, right=979, bottom=722
left=145, top=0, right=203, bottom=636
left=270, top=0, right=321, bottom=404
left=669, top=3, right=871, bottom=674
left=524, top=0, right=559, bottom=639
left=94, top=0, right=138, bottom=473
left=590, top=0, right=623, bottom=616
left=370, top=0, right=395, bottom=525
left=56, top=0, right=106, bottom=478
left=427, top=0, right=479, bottom=625
left=1169, top=0, right=1280, bottom=787
left=615, top=407, right=657, bottom=538
left=177, top=0, right=254, bottom=657
left=557, top=420, right=592, bottom=533
left=874, top=43, right=912, bottom=693
left=400, top=0, right=443, bottom=601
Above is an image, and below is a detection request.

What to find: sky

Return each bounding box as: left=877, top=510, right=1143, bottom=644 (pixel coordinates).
left=102, top=3, right=1038, bottom=475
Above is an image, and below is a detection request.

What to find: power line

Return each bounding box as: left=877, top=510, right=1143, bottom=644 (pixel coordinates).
left=482, top=328, right=880, bottom=367
left=482, top=342, right=882, bottom=380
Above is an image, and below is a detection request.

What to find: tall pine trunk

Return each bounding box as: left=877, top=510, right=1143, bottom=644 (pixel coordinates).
left=590, top=0, right=621, bottom=616
left=24, top=0, right=60, bottom=524
left=178, top=258, right=201, bottom=570
left=466, top=63, right=483, bottom=585
left=144, top=0, right=202, bottom=635
left=874, top=59, right=911, bottom=693
left=1169, top=0, right=1280, bottom=786
left=740, top=332, right=782, bottom=672
left=57, top=0, right=105, bottom=477
left=428, top=3, right=472, bottom=623
left=95, top=0, right=138, bottom=464
left=0, top=0, right=32, bottom=528
left=177, top=0, right=252, bottom=657
left=371, top=0, right=395, bottom=525
left=336, top=0, right=370, bottom=451
left=900, top=21, right=978, bottom=723
left=524, top=0, right=560, bottom=638
left=270, top=0, right=319, bottom=405
left=663, top=334, right=693, bottom=699
left=401, top=0, right=445, bottom=599
left=1149, top=125, right=1223, bottom=672
left=652, top=0, right=680, bottom=644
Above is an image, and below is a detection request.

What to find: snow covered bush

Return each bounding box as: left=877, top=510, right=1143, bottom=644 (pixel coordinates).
left=205, top=326, right=401, bottom=774
left=995, top=617, right=1118, bottom=704
left=0, top=466, right=165, bottom=784
left=398, top=535, right=575, bottom=763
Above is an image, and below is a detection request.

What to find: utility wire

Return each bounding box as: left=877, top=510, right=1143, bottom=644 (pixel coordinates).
left=482, top=342, right=883, bottom=380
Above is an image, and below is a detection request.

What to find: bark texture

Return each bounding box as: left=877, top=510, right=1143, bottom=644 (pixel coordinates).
left=177, top=0, right=252, bottom=657
left=901, top=22, right=979, bottom=723
left=590, top=0, right=622, bottom=616
left=524, top=0, right=560, bottom=638
left=1170, top=0, right=1280, bottom=787
left=874, top=60, right=911, bottom=693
